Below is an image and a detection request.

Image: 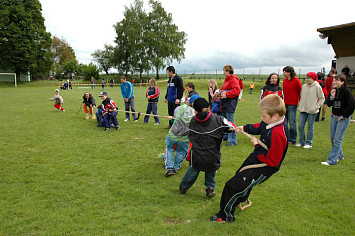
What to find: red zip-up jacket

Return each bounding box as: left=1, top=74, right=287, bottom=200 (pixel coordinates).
left=221, top=75, right=240, bottom=98
left=282, top=77, right=302, bottom=105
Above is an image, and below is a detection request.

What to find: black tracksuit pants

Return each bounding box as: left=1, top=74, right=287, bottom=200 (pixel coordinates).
left=216, top=167, right=270, bottom=222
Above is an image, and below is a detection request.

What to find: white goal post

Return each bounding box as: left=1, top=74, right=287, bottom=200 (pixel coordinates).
left=0, top=73, right=17, bottom=87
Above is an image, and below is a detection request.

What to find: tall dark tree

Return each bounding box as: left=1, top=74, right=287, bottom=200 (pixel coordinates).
left=0, top=0, right=52, bottom=81
left=91, top=44, right=114, bottom=75
left=146, top=0, right=187, bottom=79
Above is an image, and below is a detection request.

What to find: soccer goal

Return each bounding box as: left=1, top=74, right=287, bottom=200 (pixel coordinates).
left=0, top=73, right=17, bottom=87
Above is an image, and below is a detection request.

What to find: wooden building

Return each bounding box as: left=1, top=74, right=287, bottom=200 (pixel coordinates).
left=317, top=22, right=355, bottom=88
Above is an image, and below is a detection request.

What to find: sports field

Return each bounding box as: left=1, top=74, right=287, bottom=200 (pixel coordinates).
left=0, top=80, right=354, bottom=235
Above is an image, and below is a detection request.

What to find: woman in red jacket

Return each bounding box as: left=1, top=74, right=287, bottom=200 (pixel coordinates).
left=220, top=64, right=240, bottom=146
left=282, top=66, right=302, bottom=144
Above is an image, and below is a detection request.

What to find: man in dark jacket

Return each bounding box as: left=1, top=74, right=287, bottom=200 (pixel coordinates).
left=179, top=98, right=235, bottom=197
left=164, top=66, right=184, bottom=129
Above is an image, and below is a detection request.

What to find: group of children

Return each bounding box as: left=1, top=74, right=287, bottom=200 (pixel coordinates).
left=49, top=67, right=355, bottom=223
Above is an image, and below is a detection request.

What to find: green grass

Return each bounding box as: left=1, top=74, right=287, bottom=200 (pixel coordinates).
left=0, top=80, right=354, bottom=235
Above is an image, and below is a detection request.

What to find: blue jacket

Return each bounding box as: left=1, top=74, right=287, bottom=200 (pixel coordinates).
left=165, top=74, right=183, bottom=103
left=121, top=81, right=134, bottom=99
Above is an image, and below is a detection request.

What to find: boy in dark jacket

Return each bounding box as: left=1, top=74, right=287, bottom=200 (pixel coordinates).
left=210, top=94, right=289, bottom=222
left=99, top=92, right=119, bottom=131
left=179, top=98, right=235, bottom=197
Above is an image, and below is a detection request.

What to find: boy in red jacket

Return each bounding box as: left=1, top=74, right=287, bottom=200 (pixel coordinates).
left=210, top=94, right=289, bottom=223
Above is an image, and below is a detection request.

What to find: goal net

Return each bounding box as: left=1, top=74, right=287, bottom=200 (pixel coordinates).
left=0, top=73, right=17, bottom=87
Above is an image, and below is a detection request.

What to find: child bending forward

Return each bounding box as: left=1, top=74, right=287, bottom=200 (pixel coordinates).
left=50, top=89, right=65, bottom=112
left=210, top=94, right=289, bottom=223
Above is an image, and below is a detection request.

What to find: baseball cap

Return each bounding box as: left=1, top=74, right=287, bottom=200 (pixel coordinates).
left=99, top=92, right=108, bottom=97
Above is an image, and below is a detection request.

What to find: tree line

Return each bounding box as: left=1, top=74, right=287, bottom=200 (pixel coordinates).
left=0, top=0, right=186, bottom=81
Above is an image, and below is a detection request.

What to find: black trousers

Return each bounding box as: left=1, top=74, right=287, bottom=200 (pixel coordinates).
left=217, top=167, right=270, bottom=222
left=168, top=102, right=179, bottom=126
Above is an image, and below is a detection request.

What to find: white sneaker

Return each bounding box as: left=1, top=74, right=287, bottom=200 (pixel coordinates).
left=154, top=123, right=160, bottom=125
left=295, top=143, right=302, bottom=147
left=303, top=145, right=312, bottom=149
left=124, top=119, right=129, bottom=122
left=321, top=161, right=331, bottom=166
left=134, top=119, right=138, bottom=122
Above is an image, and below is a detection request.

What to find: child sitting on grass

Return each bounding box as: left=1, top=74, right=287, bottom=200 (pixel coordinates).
left=50, top=89, right=65, bottom=112
left=143, top=78, right=160, bottom=125
left=164, top=95, right=199, bottom=177
left=210, top=94, right=289, bottom=223
left=99, top=92, right=119, bottom=132
left=82, top=92, right=96, bottom=120
left=179, top=97, right=236, bottom=197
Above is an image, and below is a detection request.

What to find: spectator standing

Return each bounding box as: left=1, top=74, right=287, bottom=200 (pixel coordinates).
left=120, top=76, right=137, bottom=122
left=282, top=66, right=302, bottom=144
left=341, top=65, right=350, bottom=76
left=164, top=66, right=184, bottom=129
left=295, top=72, right=325, bottom=148
left=322, top=69, right=337, bottom=121
left=220, top=64, right=240, bottom=146
left=322, top=74, right=355, bottom=166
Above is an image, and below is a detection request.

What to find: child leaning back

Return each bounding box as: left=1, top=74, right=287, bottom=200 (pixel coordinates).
left=210, top=94, right=289, bottom=223
left=164, top=95, right=199, bottom=177
left=179, top=97, right=236, bottom=197
left=50, top=89, right=65, bottom=112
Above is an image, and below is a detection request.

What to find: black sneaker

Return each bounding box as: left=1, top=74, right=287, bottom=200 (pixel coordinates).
left=206, top=188, right=215, bottom=197
left=104, top=128, right=110, bottom=132
left=114, top=126, right=120, bottom=131
left=165, top=168, right=175, bottom=177
left=164, top=125, right=172, bottom=129
left=321, top=117, right=325, bottom=121
left=179, top=186, right=187, bottom=195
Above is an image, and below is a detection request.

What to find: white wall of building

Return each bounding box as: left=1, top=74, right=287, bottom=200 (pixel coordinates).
left=336, top=56, right=355, bottom=75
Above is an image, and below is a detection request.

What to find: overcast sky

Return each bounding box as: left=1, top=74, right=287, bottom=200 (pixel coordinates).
left=40, top=0, right=355, bottom=74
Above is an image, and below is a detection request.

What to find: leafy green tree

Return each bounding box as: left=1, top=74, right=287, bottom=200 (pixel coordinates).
left=113, top=0, right=147, bottom=76
left=81, top=63, right=100, bottom=81
left=146, top=0, right=187, bottom=79
left=62, top=59, right=78, bottom=79
left=91, top=44, right=114, bottom=75
left=0, top=0, right=52, bottom=81
left=50, top=36, right=76, bottom=76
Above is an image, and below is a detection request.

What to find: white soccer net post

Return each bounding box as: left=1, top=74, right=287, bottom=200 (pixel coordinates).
left=0, top=73, right=17, bottom=87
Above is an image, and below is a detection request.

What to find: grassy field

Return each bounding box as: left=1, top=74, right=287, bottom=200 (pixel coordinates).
left=0, top=79, right=354, bottom=235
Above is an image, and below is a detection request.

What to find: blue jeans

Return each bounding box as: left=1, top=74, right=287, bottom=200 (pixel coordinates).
left=285, top=105, right=298, bottom=143
left=104, top=111, right=119, bottom=128
left=165, top=136, right=189, bottom=170
left=124, top=97, right=136, bottom=120
left=222, top=112, right=237, bottom=145
left=144, top=103, right=160, bottom=124
left=298, top=112, right=317, bottom=146
left=327, top=115, right=352, bottom=165
left=180, top=166, right=217, bottom=190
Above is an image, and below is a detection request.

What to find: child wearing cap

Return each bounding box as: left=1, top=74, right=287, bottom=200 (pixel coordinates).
left=295, top=72, right=325, bottom=149
left=82, top=92, right=96, bottom=120
left=179, top=97, right=236, bottom=197
left=50, top=89, right=65, bottom=112
left=99, top=92, right=119, bottom=131
left=164, top=95, right=198, bottom=177
left=210, top=94, right=289, bottom=223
